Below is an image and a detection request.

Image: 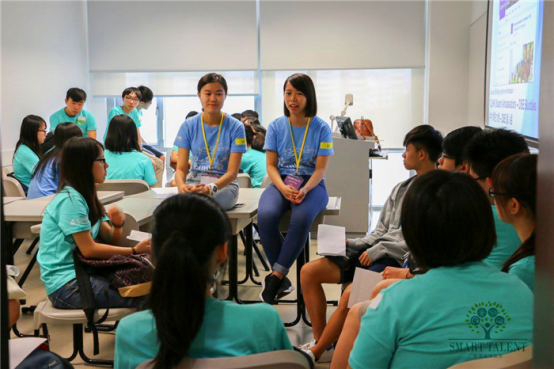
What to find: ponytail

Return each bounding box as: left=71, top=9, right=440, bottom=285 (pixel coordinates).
left=502, top=231, right=535, bottom=273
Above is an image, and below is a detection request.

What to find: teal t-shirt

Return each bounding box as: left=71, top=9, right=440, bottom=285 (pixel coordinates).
left=484, top=206, right=522, bottom=268
left=509, top=256, right=535, bottom=292
left=114, top=298, right=292, bottom=369
left=349, top=262, right=533, bottom=369
left=105, top=150, right=157, bottom=186
left=240, top=148, right=267, bottom=188
left=49, top=108, right=97, bottom=137
left=37, top=186, right=108, bottom=295
left=104, top=106, right=141, bottom=141
left=13, top=144, right=40, bottom=187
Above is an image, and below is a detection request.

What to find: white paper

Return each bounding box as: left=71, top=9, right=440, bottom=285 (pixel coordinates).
left=9, top=338, right=47, bottom=369
left=348, top=268, right=384, bottom=308
left=152, top=187, right=178, bottom=195
left=317, top=224, right=346, bottom=256
left=126, top=230, right=152, bottom=242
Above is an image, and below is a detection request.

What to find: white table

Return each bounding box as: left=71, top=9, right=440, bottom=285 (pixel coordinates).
left=3, top=197, right=24, bottom=205
left=29, top=191, right=125, bottom=205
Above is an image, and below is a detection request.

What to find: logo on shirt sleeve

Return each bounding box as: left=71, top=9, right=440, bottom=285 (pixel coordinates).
left=235, top=138, right=246, bottom=146
left=320, top=142, right=333, bottom=149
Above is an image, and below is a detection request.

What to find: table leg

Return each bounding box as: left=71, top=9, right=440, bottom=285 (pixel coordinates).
left=226, top=235, right=239, bottom=302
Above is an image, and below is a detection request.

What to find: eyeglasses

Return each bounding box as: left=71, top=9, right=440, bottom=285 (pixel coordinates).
left=38, top=129, right=47, bottom=133
left=95, top=158, right=106, bottom=164
left=124, top=96, right=139, bottom=102
left=488, top=187, right=510, bottom=199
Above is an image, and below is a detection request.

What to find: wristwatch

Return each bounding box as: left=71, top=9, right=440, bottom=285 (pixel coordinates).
left=208, top=183, right=219, bottom=196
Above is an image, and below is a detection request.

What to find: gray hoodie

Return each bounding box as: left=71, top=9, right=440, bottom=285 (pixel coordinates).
left=346, top=176, right=415, bottom=266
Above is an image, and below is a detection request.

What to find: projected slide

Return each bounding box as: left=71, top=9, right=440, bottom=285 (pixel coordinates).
left=488, top=0, right=543, bottom=139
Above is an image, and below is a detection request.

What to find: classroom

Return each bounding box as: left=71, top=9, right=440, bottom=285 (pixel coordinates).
left=1, top=0, right=552, bottom=368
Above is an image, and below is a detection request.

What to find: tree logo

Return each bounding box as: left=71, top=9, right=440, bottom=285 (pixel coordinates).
left=466, top=302, right=511, bottom=339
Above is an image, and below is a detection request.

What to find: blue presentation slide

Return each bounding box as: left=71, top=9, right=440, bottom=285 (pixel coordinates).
left=488, top=0, right=543, bottom=139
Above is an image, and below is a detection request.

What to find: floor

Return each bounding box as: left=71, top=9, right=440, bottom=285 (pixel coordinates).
left=11, top=235, right=343, bottom=368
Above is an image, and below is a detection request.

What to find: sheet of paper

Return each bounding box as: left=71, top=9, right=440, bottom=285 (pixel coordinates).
left=317, top=225, right=346, bottom=256
left=152, top=187, right=178, bottom=195
left=9, top=338, right=47, bottom=369
left=126, top=230, right=152, bottom=242
left=348, top=267, right=384, bottom=308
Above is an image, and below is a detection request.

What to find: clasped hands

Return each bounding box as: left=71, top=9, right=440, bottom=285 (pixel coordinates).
left=179, top=184, right=211, bottom=196
left=280, top=185, right=307, bottom=205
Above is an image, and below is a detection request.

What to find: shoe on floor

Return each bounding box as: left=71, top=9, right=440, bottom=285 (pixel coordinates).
left=260, top=274, right=283, bottom=304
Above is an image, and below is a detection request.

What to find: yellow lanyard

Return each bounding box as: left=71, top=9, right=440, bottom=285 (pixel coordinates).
left=288, top=117, right=311, bottom=175
left=201, top=112, right=225, bottom=172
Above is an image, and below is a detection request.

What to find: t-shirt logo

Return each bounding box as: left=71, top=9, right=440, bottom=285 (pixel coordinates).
left=466, top=301, right=510, bottom=340
left=76, top=116, right=86, bottom=126
left=320, top=142, right=333, bottom=149
left=235, top=138, right=246, bottom=146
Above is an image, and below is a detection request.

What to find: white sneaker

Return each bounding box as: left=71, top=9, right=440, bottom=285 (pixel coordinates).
left=303, top=348, right=316, bottom=364
left=298, top=339, right=316, bottom=351
left=318, top=345, right=335, bottom=363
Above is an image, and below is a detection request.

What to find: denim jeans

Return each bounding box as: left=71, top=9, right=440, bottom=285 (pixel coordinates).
left=48, top=276, right=147, bottom=309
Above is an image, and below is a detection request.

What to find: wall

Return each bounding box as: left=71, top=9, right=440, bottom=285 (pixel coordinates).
left=1, top=1, right=89, bottom=165
left=466, top=0, right=488, bottom=127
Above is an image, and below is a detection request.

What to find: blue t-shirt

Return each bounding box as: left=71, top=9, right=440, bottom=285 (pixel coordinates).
left=484, top=206, right=522, bottom=268
left=114, top=298, right=292, bottom=369
left=264, top=115, right=333, bottom=176
left=173, top=114, right=247, bottom=175
left=49, top=108, right=97, bottom=137
left=349, top=262, right=533, bottom=369
left=104, top=106, right=141, bottom=141
left=27, top=159, right=59, bottom=199
left=240, top=148, right=267, bottom=188
left=105, top=150, right=158, bottom=186
left=509, top=255, right=535, bottom=292
left=37, top=186, right=109, bottom=295
left=13, top=144, right=40, bottom=187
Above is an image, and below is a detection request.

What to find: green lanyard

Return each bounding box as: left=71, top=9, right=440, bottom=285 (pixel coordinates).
left=201, top=113, right=225, bottom=172
left=288, top=117, right=311, bottom=175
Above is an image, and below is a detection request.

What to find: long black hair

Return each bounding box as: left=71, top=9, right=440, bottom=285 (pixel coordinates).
left=14, top=115, right=45, bottom=158
left=149, top=194, right=230, bottom=369
left=491, top=154, right=537, bottom=273
left=32, top=123, right=82, bottom=181
left=104, top=115, right=141, bottom=154
left=59, top=137, right=105, bottom=225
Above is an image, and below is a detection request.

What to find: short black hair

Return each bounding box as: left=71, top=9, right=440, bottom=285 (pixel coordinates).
left=241, top=110, right=258, bottom=119
left=244, top=124, right=255, bottom=147
left=105, top=115, right=141, bottom=153
left=122, top=87, right=142, bottom=100
left=66, top=88, right=87, bottom=102
left=197, top=73, right=228, bottom=95
left=232, top=113, right=242, bottom=121
left=137, top=85, right=154, bottom=103
left=442, top=126, right=482, bottom=166
left=464, top=128, right=529, bottom=179
left=401, top=170, right=496, bottom=270
left=283, top=73, right=317, bottom=118
left=186, top=111, right=199, bottom=119
left=403, top=125, right=443, bottom=162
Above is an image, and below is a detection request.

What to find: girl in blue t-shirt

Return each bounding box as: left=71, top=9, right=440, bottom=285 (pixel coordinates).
left=173, top=73, right=247, bottom=210
left=37, top=137, right=151, bottom=309
left=28, top=123, right=83, bottom=199
left=114, top=194, right=292, bottom=369
left=104, top=115, right=158, bottom=187
left=492, top=153, right=537, bottom=292
left=258, top=73, right=334, bottom=304
left=13, top=115, right=48, bottom=190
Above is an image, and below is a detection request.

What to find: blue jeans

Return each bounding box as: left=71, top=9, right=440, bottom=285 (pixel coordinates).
left=258, top=177, right=328, bottom=275
left=49, top=276, right=147, bottom=309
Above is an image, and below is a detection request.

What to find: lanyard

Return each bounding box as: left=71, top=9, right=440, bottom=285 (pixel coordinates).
left=201, top=113, right=225, bottom=172
left=288, top=117, right=311, bottom=175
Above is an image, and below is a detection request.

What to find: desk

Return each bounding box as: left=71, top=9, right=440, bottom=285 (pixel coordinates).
left=3, top=197, right=24, bottom=205
left=30, top=191, right=125, bottom=205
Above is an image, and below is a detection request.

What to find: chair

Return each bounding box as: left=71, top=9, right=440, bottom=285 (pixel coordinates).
left=137, top=350, right=312, bottom=369
left=237, top=173, right=252, bottom=189
left=96, top=179, right=149, bottom=196
left=33, top=299, right=137, bottom=366
left=2, top=165, right=14, bottom=177
left=448, top=345, right=533, bottom=369
left=3, top=176, right=25, bottom=197
left=261, top=174, right=272, bottom=188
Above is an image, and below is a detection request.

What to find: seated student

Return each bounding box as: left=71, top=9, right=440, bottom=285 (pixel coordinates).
left=465, top=129, right=529, bottom=268
left=251, top=124, right=267, bottom=152
left=437, top=126, right=482, bottom=172
left=28, top=123, right=83, bottom=199
left=137, top=85, right=166, bottom=164
left=492, top=154, right=537, bottom=292
left=114, top=194, right=292, bottom=369
left=104, top=115, right=158, bottom=187
left=341, top=170, right=533, bottom=369
left=37, top=137, right=151, bottom=309
left=13, top=115, right=47, bottom=190
left=174, top=73, right=247, bottom=210
left=49, top=88, right=97, bottom=139
left=240, top=124, right=267, bottom=188
left=299, top=125, right=443, bottom=363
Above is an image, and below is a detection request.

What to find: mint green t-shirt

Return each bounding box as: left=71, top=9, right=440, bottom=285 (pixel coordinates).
left=13, top=144, right=40, bottom=187
left=37, top=186, right=108, bottom=295
left=349, top=262, right=533, bottom=369
left=240, top=148, right=267, bottom=188
left=509, top=256, right=535, bottom=292
left=114, top=298, right=292, bottom=369
left=49, top=108, right=97, bottom=137
left=483, top=206, right=521, bottom=268
left=104, top=106, right=141, bottom=141
left=105, top=150, right=157, bottom=186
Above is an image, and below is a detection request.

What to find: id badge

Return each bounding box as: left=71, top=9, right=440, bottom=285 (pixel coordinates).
left=200, top=174, right=219, bottom=186
left=284, top=175, right=304, bottom=190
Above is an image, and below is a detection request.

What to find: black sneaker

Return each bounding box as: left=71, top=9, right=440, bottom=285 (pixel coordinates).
left=277, top=276, right=295, bottom=299
left=260, top=274, right=283, bottom=304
